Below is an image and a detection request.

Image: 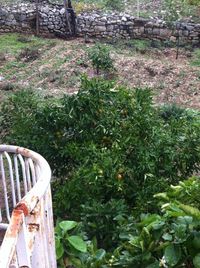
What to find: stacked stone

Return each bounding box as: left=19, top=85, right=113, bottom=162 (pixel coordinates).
left=0, top=1, right=199, bottom=45
left=77, top=11, right=199, bottom=45
left=175, top=22, right=200, bottom=44
left=0, top=1, right=69, bottom=36
left=77, top=12, right=137, bottom=39
left=39, top=4, right=66, bottom=34
left=0, top=3, right=36, bottom=33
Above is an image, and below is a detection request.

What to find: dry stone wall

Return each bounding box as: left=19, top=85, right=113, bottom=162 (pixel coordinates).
left=0, top=1, right=68, bottom=36
left=0, top=1, right=199, bottom=45
left=77, top=12, right=200, bottom=45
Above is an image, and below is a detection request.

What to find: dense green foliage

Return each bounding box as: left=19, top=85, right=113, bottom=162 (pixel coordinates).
left=1, top=77, right=200, bottom=267
left=110, top=177, right=200, bottom=267
left=88, top=44, right=114, bottom=74
left=104, top=0, right=124, bottom=11
left=56, top=177, right=200, bottom=267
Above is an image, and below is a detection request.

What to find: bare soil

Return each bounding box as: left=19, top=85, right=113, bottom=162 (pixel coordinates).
left=0, top=37, right=199, bottom=109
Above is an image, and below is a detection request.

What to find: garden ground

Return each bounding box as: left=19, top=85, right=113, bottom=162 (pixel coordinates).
left=0, top=33, right=199, bottom=110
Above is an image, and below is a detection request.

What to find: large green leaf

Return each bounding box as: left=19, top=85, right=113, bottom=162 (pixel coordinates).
left=55, top=238, right=64, bottom=259
left=67, top=235, right=87, bottom=253
left=164, top=244, right=181, bottom=266
left=193, top=254, right=200, bottom=268
left=59, top=221, right=77, bottom=232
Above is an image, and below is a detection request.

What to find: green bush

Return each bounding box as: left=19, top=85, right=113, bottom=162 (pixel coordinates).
left=88, top=44, right=114, bottom=74
left=163, top=0, right=196, bottom=23
left=110, top=177, right=200, bottom=267
left=187, top=0, right=200, bottom=6
left=1, top=77, right=200, bottom=253
left=80, top=199, right=128, bottom=250
left=104, top=0, right=124, bottom=11
left=159, top=103, right=190, bottom=121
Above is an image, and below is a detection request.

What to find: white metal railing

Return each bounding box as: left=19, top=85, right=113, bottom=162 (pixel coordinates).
left=0, top=145, right=57, bottom=268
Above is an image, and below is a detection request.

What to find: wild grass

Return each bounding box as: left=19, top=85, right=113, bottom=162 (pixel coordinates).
left=0, top=33, right=55, bottom=54
left=191, top=49, right=200, bottom=67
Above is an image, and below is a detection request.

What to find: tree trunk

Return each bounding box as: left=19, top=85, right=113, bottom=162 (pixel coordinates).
left=63, top=0, right=72, bottom=35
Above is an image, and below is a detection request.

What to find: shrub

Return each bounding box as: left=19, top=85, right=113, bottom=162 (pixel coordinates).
left=1, top=77, right=200, bottom=251
left=187, top=0, right=200, bottom=5
left=17, top=47, right=40, bottom=62
left=0, top=82, right=15, bottom=91
left=163, top=0, right=193, bottom=23
left=55, top=177, right=200, bottom=267
left=73, top=2, right=102, bottom=14
left=80, top=199, right=128, bottom=249
left=88, top=44, right=114, bottom=74
left=159, top=103, right=187, bottom=121
left=104, top=0, right=124, bottom=11
left=111, top=177, right=200, bottom=268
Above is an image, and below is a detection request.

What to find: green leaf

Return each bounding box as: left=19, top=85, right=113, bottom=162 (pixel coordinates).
left=55, top=238, right=64, bottom=259
left=179, top=204, right=200, bottom=219
left=162, top=233, right=173, bottom=241
left=59, top=221, right=77, bottom=232
left=193, top=254, right=200, bottom=268
left=147, top=261, right=160, bottom=268
left=164, top=244, right=181, bottom=266
left=67, top=235, right=87, bottom=253
left=95, top=249, right=106, bottom=260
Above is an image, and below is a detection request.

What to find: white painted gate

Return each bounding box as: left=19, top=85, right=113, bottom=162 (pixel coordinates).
left=0, top=145, right=57, bottom=268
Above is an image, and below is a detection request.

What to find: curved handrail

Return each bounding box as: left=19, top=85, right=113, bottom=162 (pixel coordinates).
left=0, top=145, right=51, bottom=215
left=0, top=145, right=56, bottom=268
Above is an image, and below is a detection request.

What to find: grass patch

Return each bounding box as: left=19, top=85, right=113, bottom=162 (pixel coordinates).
left=1, top=61, right=27, bottom=79
left=0, top=33, right=55, bottom=55
left=191, top=49, right=200, bottom=67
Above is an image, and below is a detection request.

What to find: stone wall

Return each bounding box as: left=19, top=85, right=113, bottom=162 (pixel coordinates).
left=0, top=1, right=68, bottom=36
left=77, top=12, right=200, bottom=45
left=0, top=1, right=199, bottom=45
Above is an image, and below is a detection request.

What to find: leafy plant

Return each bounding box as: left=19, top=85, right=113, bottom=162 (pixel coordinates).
left=159, top=103, right=187, bottom=121
left=17, top=47, right=40, bottom=62
left=110, top=177, right=200, bottom=267
left=1, top=77, right=200, bottom=254
left=55, top=220, right=108, bottom=268
left=55, top=220, right=87, bottom=267
left=80, top=199, right=128, bottom=250
left=104, top=0, right=124, bottom=11
left=163, top=0, right=194, bottom=23
left=88, top=44, right=114, bottom=74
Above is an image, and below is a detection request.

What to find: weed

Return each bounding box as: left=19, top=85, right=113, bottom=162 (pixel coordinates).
left=0, top=82, right=15, bottom=91
left=0, top=53, right=6, bottom=62
left=127, top=39, right=151, bottom=53
left=191, top=49, right=200, bottom=67
left=17, top=47, right=40, bottom=62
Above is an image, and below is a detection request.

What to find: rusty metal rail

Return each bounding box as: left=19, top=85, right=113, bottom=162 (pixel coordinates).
left=0, top=145, right=57, bottom=268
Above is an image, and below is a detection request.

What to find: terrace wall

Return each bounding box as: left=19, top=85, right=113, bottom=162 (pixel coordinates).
left=0, top=1, right=199, bottom=45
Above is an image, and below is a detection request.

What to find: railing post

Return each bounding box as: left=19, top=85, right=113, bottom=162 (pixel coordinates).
left=16, top=214, right=31, bottom=267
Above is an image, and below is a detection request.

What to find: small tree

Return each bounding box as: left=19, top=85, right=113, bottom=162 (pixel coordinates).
left=88, top=44, right=114, bottom=75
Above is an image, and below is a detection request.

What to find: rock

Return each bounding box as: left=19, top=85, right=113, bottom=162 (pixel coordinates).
left=0, top=76, right=5, bottom=82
